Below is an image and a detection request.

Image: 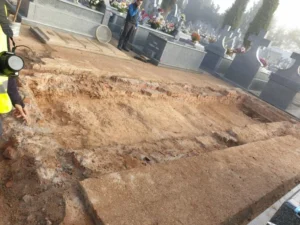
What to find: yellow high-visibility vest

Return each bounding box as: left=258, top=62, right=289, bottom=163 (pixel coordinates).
left=0, top=5, right=13, bottom=114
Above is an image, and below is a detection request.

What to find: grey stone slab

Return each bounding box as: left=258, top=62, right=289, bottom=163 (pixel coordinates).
left=215, top=57, right=233, bottom=76
left=200, top=51, right=223, bottom=72
left=143, top=33, right=167, bottom=61
left=142, top=33, right=206, bottom=72
left=260, top=80, right=296, bottom=110
left=160, top=41, right=206, bottom=71
left=24, top=1, right=104, bottom=37
left=248, top=185, right=300, bottom=225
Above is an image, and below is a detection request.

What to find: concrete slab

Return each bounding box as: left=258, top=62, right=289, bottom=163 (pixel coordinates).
left=39, top=28, right=67, bottom=46
left=53, top=30, right=85, bottom=49
left=80, top=136, right=300, bottom=225
left=248, top=184, right=300, bottom=225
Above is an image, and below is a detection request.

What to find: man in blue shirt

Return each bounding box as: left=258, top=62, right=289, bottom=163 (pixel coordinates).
left=117, top=0, right=143, bottom=51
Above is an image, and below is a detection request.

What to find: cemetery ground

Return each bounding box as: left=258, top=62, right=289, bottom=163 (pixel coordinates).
left=0, top=26, right=300, bottom=225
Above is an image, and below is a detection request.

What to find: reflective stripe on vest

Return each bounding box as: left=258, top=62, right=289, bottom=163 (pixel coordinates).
left=0, top=76, right=12, bottom=114
left=0, top=5, right=12, bottom=114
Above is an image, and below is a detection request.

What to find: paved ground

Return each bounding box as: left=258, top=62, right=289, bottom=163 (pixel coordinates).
left=17, top=25, right=230, bottom=87
left=31, top=27, right=131, bottom=60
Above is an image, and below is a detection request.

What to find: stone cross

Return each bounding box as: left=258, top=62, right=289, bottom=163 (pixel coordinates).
left=247, top=30, right=272, bottom=65
left=248, top=30, right=271, bottom=49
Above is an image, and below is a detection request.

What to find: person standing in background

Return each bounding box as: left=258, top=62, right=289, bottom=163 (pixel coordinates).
left=117, top=0, right=143, bottom=51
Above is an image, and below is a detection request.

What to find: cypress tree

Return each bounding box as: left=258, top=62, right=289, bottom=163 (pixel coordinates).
left=161, top=0, right=177, bottom=15
left=222, top=0, right=250, bottom=30
left=244, top=0, right=279, bottom=47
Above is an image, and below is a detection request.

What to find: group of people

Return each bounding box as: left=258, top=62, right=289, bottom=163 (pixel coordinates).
left=0, top=2, right=29, bottom=137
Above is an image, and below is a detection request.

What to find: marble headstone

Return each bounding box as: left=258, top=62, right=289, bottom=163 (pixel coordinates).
left=224, top=30, right=271, bottom=88
left=200, top=25, right=233, bottom=72
left=260, top=52, right=300, bottom=110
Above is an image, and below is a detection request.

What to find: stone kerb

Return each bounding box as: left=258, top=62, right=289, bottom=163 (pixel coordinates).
left=260, top=52, right=300, bottom=110
left=224, top=30, right=271, bottom=88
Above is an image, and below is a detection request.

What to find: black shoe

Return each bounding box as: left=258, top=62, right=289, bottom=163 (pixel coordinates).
left=122, top=47, right=130, bottom=52
left=117, top=46, right=123, bottom=51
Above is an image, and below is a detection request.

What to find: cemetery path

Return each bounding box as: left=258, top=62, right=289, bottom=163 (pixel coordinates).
left=0, top=26, right=299, bottom=225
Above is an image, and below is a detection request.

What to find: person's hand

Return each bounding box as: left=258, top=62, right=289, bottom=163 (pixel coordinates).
left=13, top=104, right=30, bottom=125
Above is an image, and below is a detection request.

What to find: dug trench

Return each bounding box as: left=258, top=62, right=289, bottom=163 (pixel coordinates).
left=0, top=58, right=299, bottom=225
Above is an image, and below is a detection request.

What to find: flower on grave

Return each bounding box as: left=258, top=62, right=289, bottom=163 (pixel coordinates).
left=180, top=14, right=186, bottom=22
left=89, top=0, right=100, bottom=6
left=226, top=48, right=235, bottom=57
left=259, top=58, right=268, bottom=67
left=110, top=0, right=130, bottom=13
left=208, top=36, right=216, bottom=43
left=191, top=32, right=200, bottom=43
left=161, top=22, right=176, bottom=34
left=148, top=14, right=166, bottom=30
left=148, top=18, right=160, bottom=29
left=158, top=8, right=164, bottom=13
left=235, top=47, right=246, bottom=53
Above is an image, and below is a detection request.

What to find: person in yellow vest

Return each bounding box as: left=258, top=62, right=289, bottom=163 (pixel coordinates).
left=0, top=3, right=29, bottom=135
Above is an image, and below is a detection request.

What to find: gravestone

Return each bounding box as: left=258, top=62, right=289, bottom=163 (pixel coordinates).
left=200, top=25, right=233, bottom=72
left=260, top=52, right=300, bottom=110
left=143, top=33, right=206, bottom=71
left=224, top=30, right=271, bottom=88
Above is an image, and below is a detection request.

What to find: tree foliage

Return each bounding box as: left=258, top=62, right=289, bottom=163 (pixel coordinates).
left=269, top=27, right=300, bottom=51
left=161, top=0, right=177, bottom=14
left=183, top=0, right=221, bottom=28
left=244, top=0, right=279, bottom=47
left=239, top=0, right=263, bottom=34
left=222, top=0, right=250, bottom=30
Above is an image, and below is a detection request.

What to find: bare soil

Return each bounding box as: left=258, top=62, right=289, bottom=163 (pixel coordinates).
left=0, top=27, right=299, bottom=225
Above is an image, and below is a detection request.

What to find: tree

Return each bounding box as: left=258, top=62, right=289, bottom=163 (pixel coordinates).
left=239, top=0, right=263, bottom=34
left=184, top=0, right=221, bottom=28
left=244, top=0, right=279, bottom=47
left=222, top=0, right=250, bottom=30
left=161, top=0, right=177, bottom=15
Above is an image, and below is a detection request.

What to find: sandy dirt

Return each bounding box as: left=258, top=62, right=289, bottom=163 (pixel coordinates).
left=0, top=26, right=299, bottom=225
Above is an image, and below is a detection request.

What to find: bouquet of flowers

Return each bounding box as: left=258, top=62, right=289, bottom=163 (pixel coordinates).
left=148, top=15, right=165, bottom=30
left=226, top=48, right=235, bottom=57
left=110, top=0, right=130, bottom=13
left=161, top=22, right=175, bottom=34
left=89, top=0, right=100, bottom=6
left=226, top=47, right=246, bottom=57
left=191, top=32, right=200, bottom=42
left=235, top=47, right=246, bottom=53
left=259, top=58, right=268, bottom=67
left=148, top=18, right=161, bottom=29
left=208, top=36, right=216, bottom=43
left=180, top=14, right=186, bottom=22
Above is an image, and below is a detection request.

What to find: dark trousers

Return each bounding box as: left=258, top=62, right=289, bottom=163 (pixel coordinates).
left=118, top=22, right=135, bottom=49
